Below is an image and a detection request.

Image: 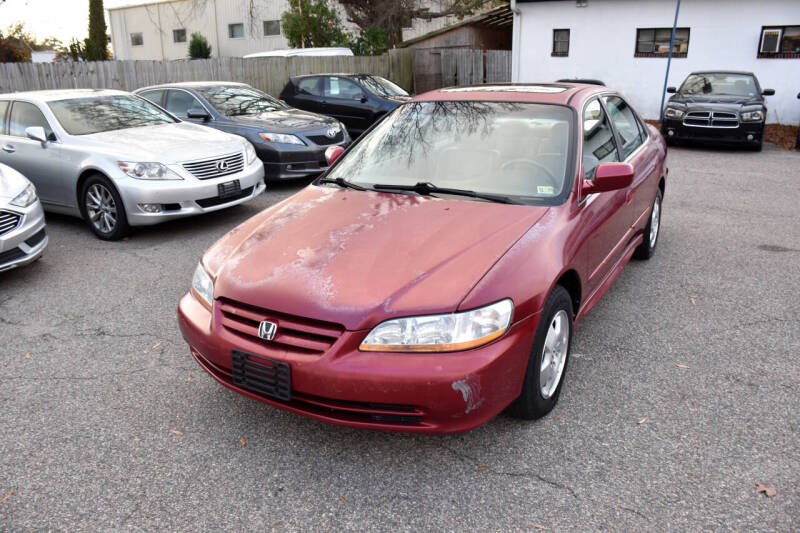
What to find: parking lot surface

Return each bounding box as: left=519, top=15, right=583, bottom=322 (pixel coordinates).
left=1, top=144, right=798, bottom=531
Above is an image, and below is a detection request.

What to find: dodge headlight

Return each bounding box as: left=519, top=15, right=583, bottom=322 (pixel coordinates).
left=663, top=107, right=684, bottom=119
left=9, top=183, right=37, bottom=207
left=741, top=110, right=764, bottom=122
left=244, top=142, right=258, bottom=164
left=118, top=162, right=182, bottom=180
left=360, top=299, right=513, bottom=352
left=259, top=132, right=306, bottom=145
left=191, top=263, right=214, bottom=310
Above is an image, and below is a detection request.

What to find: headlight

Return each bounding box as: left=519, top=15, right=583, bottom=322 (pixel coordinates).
left=118, top=161, right=182, bottom=180
left=191, top=263, right=214, bottom=310
left=244, top=142, right=258, bottom=164
left=663, top=107, right=684, bottom=119
left=741, top=110, right=764, bottom=122
left=258, top=132, right=306, bottom=146
left=360, top=299, right=513, bottom=353
left=9, top=183, right=37, bottom=207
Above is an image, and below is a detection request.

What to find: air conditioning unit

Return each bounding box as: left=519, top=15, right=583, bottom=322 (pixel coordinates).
left=760, top=28, right=782, bottom=53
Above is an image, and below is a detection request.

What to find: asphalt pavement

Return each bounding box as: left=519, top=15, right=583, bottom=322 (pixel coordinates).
left=1, top=143, right=798, bottom=531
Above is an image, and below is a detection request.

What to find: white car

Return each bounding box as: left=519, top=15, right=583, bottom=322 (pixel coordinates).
left=0, top=162, right=47, bottom=272
left=243, top=47, right=353, bottom=58
left=0, top=89, right=266, bottom=240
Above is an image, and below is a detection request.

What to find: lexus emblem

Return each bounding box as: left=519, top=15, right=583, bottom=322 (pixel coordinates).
left=257, top=321, right=277, bottom=341
left=216, top=160, right=230, bottom=171
left=325, top=126, right=340, bottom=139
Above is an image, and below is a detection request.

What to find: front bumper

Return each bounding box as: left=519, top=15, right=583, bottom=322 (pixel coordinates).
left=117, top=161, right=266, bottom=226
left=177, top=292, right=538, bottom=433
left=256, top=140, right=349, bottom=180
left=0, top=200, right=48, bottom=273
left=662, top=119, right=764, bottom=145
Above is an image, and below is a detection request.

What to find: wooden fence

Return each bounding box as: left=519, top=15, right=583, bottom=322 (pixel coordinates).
left=0, top=49, right=415, bottom=97
left=440, top=49, right=511, bottom=87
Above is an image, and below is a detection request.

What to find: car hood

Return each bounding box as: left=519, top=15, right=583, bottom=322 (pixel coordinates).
left=82, top=122, right=245, bottom=163
left=225, top=108, right=337, bottom=132
left=670, top=94, right=762, bottom=106
left=207, top=186, right=548, bottom=330
left=0, top=163, right=32, bottom=200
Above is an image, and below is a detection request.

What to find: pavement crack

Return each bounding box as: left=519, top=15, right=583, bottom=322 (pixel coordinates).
left=490, top=469, right=579, bottom=499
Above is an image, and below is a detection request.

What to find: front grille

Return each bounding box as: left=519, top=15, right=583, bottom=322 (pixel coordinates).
left=219, top=298, right=343, bottom=357
left=183, top=152, right=244, bottom=180
left=0, top=247, right=26, bottom=265
left=195, top=186, right=253, bottom=208
left=307, top=130, right=344, bottom=145
left=0, top=211, right=21, bottom=236
left=24, top=228, right=46, bottom=247
left=683, top=111, right=740, bottom=128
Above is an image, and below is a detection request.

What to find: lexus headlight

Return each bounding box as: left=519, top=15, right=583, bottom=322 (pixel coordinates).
left=259, top=132, right=306, bottom=146
left=741, top=110, right=764, bottom=122
left=9, top=183, right=37, bottom=207
left=360, top=299, right=513, bottom=353
left=191, top=263, right=214, bottom=310
left=244, top=142, right=258, bottom=164
left=118, top=162, right=182, bottom=180
left=664, top=107, right=684, bottom=119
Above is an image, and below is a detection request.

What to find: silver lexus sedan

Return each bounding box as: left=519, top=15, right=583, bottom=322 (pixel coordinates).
left=0, top=162, right=47, bottom=272
left=0, top=90, right=266, bottom=240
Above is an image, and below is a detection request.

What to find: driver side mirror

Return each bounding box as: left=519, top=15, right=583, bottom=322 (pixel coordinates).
left=666, top=86, right=677, bottom=93
left=762, top=88, right=775, bottom=96
left=187, top=108, right=210, bottom=121
left=325, top=145, right=345, bottom=166
left=582, top=162, right=634, bottom=196
left=355, top=93, right=367, bottom=103
left=25, top=126, right=49, bottom=145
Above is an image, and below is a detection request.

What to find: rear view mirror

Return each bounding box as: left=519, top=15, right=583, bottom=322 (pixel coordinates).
left=325, top=145, right=345, bottom=166
left=762, top=88, right=775, bottom=96
left=187, top=108, right=210, bottom=121
left=666, top=86, right=677, bottom=93
left=582, top=162, right=634, bottom=195
left=25, top=126, right=48, bottom=144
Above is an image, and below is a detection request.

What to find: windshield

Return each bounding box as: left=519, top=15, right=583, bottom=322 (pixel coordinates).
left=358, top=75, right=409, bottom=98
left=679, top=73, right=758, bottom=97
left=48, top=95, right=177, bottom=135
left=324, top=101, right=572, bottom=203
left=197, top=85, right=288, bottom=116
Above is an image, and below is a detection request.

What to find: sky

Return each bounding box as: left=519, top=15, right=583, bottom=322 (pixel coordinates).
left=0, top=0, right=147, bottom=43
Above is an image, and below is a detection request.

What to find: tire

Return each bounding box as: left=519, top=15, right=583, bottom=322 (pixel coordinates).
left=80, top=174, right=130, bottom=240
left=508, top=285, right=573, bottom=420
left=633, top=188, right=662, bottom=260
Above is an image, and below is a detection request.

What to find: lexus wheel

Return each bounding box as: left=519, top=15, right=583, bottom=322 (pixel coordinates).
left=81, top=174, right=130, bottom=240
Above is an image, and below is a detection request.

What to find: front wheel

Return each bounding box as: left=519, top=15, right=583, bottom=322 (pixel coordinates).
left=507, top=285, right=573, bottom=420
left=81, top=174, right=130, bottom=240
left=634, top=188, right=662, bottom=260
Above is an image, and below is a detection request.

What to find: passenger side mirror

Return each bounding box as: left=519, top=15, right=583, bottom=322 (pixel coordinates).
left=357, top=93, right=367, bottom=103
left=582, top=162, right=634, bottom=195
left=762, top=88, right=775, bottom=96
left=325, top=145, right=345, bottom=166
left=25, top=126, right=48, bottom=145
left=666, top=86, right=677, bottom=93
left=187, top=108, right=210, bottom=121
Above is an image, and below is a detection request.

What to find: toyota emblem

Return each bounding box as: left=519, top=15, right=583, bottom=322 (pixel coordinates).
left=326, top=126, right=340, bottom=139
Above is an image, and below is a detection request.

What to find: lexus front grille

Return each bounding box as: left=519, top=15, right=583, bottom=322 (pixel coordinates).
left=182, top=152, right=245, bottom=180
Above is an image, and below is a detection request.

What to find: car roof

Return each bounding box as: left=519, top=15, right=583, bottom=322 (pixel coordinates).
left=687, top=70, right=755, bottom=76
left=135, top=81, right=251, bottom=92
left=0, top=88, right=130, bottom=102
left=290, top=73, right=375, bottom=81
left=412, top=83, right=608, bottom=105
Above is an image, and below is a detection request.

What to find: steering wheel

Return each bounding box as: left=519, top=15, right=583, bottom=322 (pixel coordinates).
left=500, top=158, right=559, bottom=189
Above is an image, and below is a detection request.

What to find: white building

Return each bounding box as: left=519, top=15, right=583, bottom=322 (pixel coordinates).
left=511, top=0, right=800, bottom=124
left=108, top=0, right=460, bottom=61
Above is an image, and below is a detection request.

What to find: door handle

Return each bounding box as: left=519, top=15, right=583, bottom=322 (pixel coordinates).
left=2, top=144, right=15, bottom=153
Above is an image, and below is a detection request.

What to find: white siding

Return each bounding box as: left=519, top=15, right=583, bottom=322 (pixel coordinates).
left=513, top=0, right=800, bottom=124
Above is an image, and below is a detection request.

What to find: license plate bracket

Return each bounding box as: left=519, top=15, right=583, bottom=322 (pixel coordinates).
left=231, top=350, right=291, bottom=401
left=218, top=179, right=241, bottom=199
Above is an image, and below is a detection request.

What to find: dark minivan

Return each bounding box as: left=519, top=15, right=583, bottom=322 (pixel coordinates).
left=136, top=82, right=350, bottom=180
left=279, top=74, right=410, bottom=137
left=661, top=71, right=775, bottom=150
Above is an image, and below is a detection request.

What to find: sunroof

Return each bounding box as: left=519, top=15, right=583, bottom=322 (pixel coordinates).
left=441, top=85, right=568, bottom=94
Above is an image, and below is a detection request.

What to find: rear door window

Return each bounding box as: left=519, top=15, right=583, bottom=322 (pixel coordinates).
left=165, top=90, right=204, bottom=118
left=603, top=95, right=644, bottom=159
left=296, top=77, right=322, bottom=96
left=138, top=89, right=166, bottom=107
left=582, top=99, right=619, bottom=181
left=8, top=101, right=54, bottom=139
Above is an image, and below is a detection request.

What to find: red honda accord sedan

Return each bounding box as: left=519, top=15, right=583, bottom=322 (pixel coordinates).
left=178, top=83, right=667, bottom=433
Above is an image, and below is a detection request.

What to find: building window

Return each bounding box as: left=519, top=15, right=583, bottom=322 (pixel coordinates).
left=173, top=29, right=187, bottom=43
left=130, top=32, right=143, bottom=46
left=263, top=20, right=280, bottom=36
left=552, top=29, right=570, bottom=57
left=635, top=27, right=689, bottom=58
left=228, top=23, right=244, bottom=39
left=758, top=25, right=800, bottom=58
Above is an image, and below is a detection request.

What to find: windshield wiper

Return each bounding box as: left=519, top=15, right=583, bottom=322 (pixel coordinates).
left=317, top=177, right=368, bottom=191
left=372, top=182, right=515, bottom=204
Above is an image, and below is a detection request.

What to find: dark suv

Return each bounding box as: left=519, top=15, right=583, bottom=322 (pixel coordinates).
left=661, top=71, right=775, bottom=150
left=279, top=74, right=410, bottom=137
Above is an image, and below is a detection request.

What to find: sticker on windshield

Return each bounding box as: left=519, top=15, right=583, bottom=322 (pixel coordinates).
left=537, top=185, right=555, bottom=195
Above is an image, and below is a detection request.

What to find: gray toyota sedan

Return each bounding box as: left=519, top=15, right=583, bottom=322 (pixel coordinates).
left=0, top=89, right=265, bottom=240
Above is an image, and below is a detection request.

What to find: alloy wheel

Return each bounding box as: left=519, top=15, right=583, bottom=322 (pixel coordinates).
left=649, top=196, right=661, bottom=249
left=85, top=183, right=118, bottom=234
left=540, top=310, right=569, bottom=399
